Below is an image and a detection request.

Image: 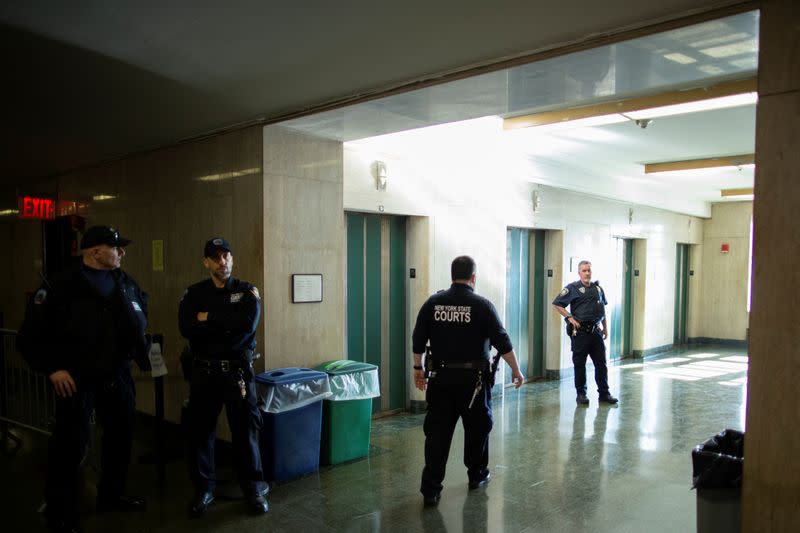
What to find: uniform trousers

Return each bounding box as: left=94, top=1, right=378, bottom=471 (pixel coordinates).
left=570, top=330, right=609, bottom=395
left=45, top=364, right=135, bottom=522
left=420, top=379, right=493, bottom=497
left=186, top=365, right=266, bottom=495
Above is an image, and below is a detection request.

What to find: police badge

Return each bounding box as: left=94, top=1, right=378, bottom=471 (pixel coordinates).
left=578, top=286, right=586, bottom=294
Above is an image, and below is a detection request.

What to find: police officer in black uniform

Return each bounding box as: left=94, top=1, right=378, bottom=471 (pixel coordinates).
left=178, top=237, right=268, bottom=517
left=412, top=255, right=524, bottom=506
left=16, top=225, right=150, bottom=533
left=552, top=260, right=619, bottom=405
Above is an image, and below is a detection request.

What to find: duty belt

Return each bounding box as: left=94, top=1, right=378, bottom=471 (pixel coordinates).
left=193, top=358, right=248, bottom=373
left=436, top=360, right=487, bottom=370
left=577, top=322, right=600, bottom=333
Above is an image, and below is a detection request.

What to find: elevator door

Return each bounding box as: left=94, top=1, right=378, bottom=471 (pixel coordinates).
left=505, top=228, right=545, bottom=382
left=346, top=213, right=406, bottom=413
left=674, top=243, right=689, bottom=345
left=609, top=238, right=633, bottom=359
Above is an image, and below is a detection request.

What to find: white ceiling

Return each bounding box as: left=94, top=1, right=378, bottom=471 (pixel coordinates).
left=285, top=11, right=759, bottom=218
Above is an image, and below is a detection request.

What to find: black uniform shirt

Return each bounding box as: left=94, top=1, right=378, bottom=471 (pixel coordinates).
left=16, top=262, right=149, bottom=377
left=178, top=276, right=261, bottom=359
left=552, top=280, right=607, bottom=322
left=412, top=283, right=513, bottom=362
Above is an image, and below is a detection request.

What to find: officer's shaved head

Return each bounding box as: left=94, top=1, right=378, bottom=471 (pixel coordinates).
left=451, top=256, right=476, bottom=281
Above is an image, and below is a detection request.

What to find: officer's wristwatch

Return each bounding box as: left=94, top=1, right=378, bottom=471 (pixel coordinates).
left=413, top=365, right=423, bottom=370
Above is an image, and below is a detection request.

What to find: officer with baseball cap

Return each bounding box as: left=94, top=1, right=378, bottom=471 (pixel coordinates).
left=17, top=225, right=150, bottom=532
left=179, top=237, right=268, bottom=517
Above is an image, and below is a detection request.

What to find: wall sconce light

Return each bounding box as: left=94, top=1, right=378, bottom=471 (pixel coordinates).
left=372, top=161, right=388, bottom=191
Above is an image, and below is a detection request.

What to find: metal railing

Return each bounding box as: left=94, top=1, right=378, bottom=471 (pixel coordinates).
left=1, top=328, right=57, bottom=454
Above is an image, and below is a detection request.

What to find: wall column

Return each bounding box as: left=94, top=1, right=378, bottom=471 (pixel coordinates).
left=742, top=0, right=800, bottom=530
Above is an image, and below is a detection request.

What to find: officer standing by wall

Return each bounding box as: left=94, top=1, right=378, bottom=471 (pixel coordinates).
left=16, top=226, right=150, bottom=533
left=178, top=238, right=268, bottom=517
left=552, top=260, right=619, bottom=405
left=412, top=255, right=524, bottom=506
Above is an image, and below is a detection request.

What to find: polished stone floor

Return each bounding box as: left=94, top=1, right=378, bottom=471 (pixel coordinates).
left=2, top=344, right=747, bottom=532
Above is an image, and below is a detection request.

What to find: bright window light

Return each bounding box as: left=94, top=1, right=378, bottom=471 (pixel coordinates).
left=697, top=65, right=725, bottom=75
left=624, top=92, right=757, bottom=120
left=700, top=39, right=758, bottom=58
left=721, top=356, right=749, bottom=363
left=663, top=52, right=697, bottom=64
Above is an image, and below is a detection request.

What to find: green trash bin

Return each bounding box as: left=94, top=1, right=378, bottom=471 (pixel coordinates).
left=314, top=360, right=380, bottom=465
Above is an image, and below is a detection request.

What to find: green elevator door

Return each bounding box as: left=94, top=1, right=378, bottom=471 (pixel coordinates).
left=674, top=243, right=689, bottom=345
left=505, top=228, right=545, bottom=382
left=609, top=238, right=633, bottom=359
left=346, top=213, right=406, bottom=413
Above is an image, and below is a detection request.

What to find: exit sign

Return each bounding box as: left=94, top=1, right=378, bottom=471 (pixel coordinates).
left=18, top=196, right=56, bottom=220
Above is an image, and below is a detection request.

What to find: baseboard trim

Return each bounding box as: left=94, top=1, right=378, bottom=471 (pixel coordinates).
left=632, top=344, right=674, bottom=359
left=409, top=400, right=427, bottom=414
left=687, top=337, right=747, bottom=348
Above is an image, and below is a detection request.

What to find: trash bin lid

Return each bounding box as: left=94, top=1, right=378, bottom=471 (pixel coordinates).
left=315, top=359, right=377, bottom=375
left=256, top=367, right=328, bottom=385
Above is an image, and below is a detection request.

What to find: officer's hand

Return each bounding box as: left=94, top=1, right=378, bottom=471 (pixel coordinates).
left=568, top=317, right=580, bottom=328
left=197, top=312, right=209, bottom=322
left=511, top=369, right=524, bottom=389
left=414, top=369, right=427, bottom=391
left=602, top=329, right=608, bottom=340
left=49, top=370, right=77, bottom=398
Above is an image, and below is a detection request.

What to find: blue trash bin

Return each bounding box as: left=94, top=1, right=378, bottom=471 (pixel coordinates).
left=256, top=367, right=331, bottom=482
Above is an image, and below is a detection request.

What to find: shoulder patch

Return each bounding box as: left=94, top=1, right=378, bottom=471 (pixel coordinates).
left=559, top=287, right=569, bottom=297
left=34, top=288, right=47, bottom=304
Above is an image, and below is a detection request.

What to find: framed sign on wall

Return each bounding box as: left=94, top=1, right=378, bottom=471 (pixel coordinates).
left=292, top=274, right=323, bottom=303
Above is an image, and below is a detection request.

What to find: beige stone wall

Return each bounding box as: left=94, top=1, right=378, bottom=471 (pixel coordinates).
left=698, top=201, right=752, bottom=340
left=262, top=125, right=345, bottom=370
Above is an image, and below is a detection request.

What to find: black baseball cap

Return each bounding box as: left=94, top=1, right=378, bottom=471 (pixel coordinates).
left=80, top=225, right=132, bottom=249
left=204, top=237, right=232, bottom=257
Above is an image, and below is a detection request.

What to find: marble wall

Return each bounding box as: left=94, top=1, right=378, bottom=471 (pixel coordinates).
left=19, top=127, right=265, bottom=430
left=262, top=125, right=345, bottom=370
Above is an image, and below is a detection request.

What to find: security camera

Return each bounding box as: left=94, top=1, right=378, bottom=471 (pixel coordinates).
left=635, top=119, right=652, bottom=129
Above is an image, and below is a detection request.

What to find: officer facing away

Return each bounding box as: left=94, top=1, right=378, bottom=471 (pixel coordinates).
left=178, top=238, right=268, bottom=517
left=412, top=255, right=524, bottom=506
left=16, top=225, right=150, bottom=533
left=552, top=260, right=619, bottom=405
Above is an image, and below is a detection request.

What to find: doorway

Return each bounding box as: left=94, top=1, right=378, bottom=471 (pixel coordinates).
left=346, top=212, right=407, bottom=413
left=609, top=238, right=634, bottom=359
left=674, top=243, right=689, bottom=345
left=505, top=228, right=545, bottom=382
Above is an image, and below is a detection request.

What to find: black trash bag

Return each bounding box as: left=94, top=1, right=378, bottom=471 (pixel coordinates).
left=691, top=429, right=745, bottom=489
